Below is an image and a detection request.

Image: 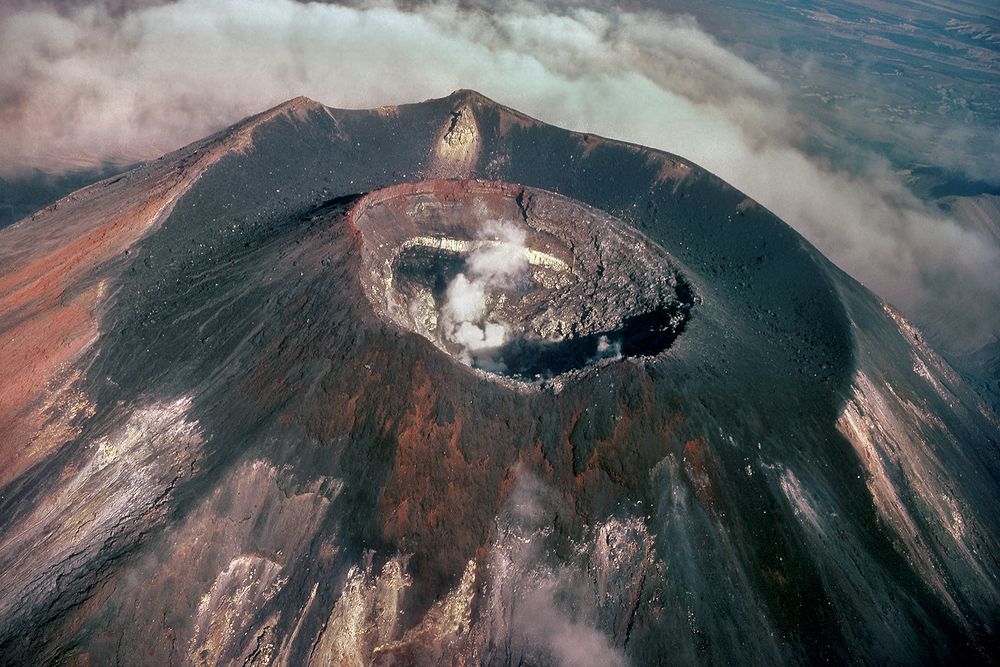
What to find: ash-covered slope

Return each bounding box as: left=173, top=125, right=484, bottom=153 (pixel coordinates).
left=0, top=90, right=997, bottom=665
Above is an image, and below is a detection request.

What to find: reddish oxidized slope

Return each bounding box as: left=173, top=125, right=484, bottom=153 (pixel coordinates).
left=0, top=98, right=325, bottom=484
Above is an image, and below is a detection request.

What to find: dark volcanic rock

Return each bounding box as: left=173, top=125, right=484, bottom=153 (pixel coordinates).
left=0, top=90, right=997, bottom=666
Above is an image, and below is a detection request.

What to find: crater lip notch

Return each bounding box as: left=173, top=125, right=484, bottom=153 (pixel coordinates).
left=349, top=179, right=694, bottom=385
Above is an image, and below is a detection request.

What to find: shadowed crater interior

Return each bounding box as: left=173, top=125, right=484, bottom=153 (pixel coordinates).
left=350, top=179, right=694, bottom=383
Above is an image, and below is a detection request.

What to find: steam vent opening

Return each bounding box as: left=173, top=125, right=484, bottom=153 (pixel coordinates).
left=350, top=180, right=694, bottom=384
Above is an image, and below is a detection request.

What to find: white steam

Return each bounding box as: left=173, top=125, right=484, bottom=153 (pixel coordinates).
left=0, top=0, right=997, bottom=352
left=441, top=221, right=529, bottom=366
left=482, top=470, right=628, bottom=666
left=586, top=335, right=623, bottom=366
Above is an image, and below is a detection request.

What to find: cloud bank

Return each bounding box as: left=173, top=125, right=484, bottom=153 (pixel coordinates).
left=1, top=0, right=997, bottom=352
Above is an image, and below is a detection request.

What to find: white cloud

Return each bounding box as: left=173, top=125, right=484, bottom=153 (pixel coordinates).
left=0, top=0, right=996, bottom=351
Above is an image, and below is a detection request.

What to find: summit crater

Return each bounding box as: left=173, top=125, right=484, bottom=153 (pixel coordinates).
left=349, top=179, right=694, bottom=384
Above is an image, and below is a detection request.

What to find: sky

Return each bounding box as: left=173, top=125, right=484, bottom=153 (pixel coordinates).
left=0, top=0, right=997, bottom=358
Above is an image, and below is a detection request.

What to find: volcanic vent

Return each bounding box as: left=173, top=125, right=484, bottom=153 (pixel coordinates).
left=350, top=180, right=694, bottom=383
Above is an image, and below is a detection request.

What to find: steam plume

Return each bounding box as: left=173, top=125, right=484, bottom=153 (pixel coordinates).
left=441, top=221, right=529, bottom=368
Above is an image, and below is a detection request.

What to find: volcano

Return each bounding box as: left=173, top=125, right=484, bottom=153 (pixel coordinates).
left=0, top=90, right=997, bottom=665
